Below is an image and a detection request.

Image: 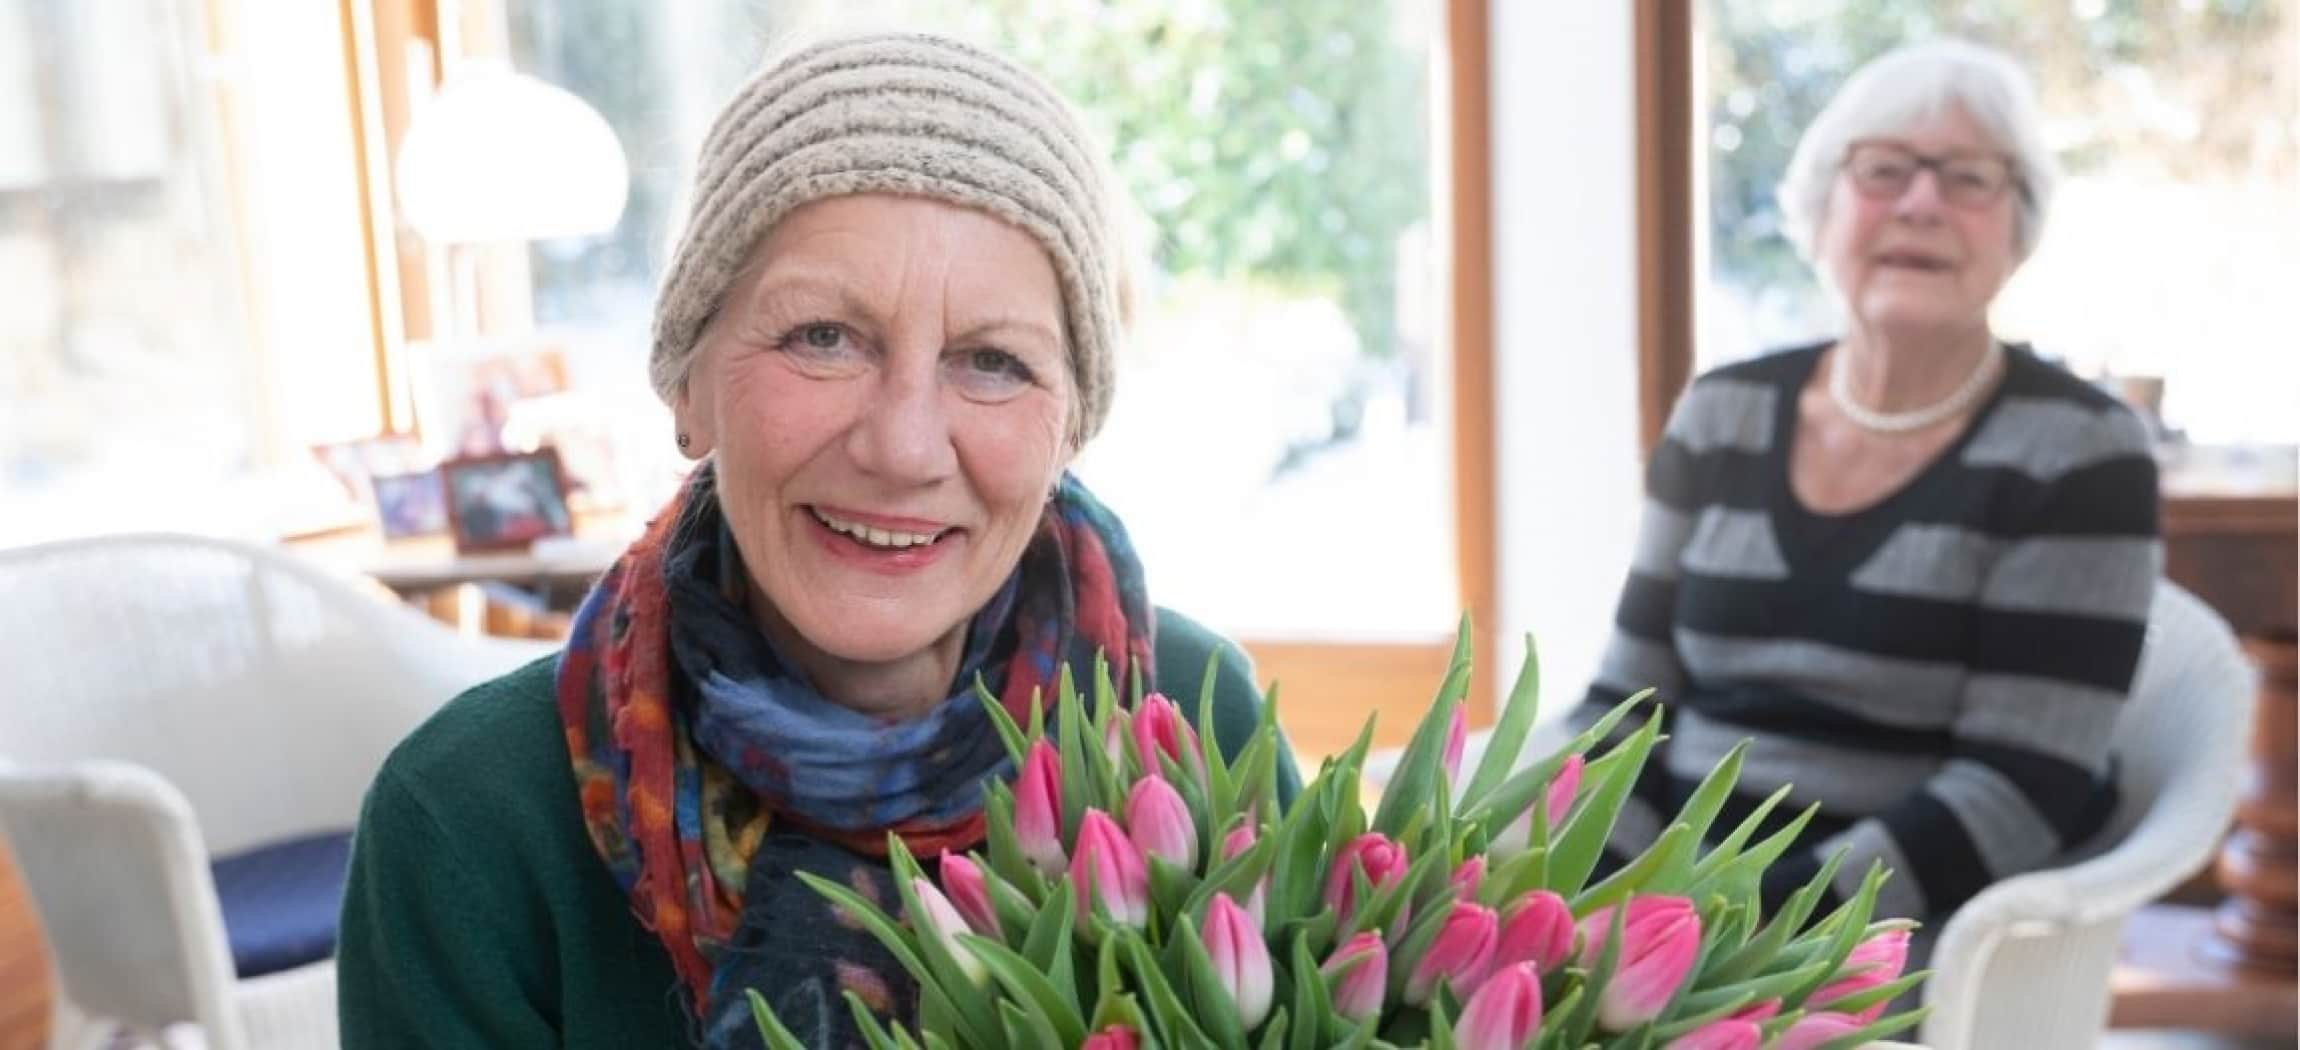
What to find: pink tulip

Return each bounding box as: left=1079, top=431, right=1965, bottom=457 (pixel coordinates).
left=1014, top=739, right=1066, bottom=876
left=1201, top=892, right=1274, bottom=1029
left=1775, top=1012, right=1864, bottom=1050
left=1665, top=1019, right=1762, bottom=1050
left=1403, top=901, right=1500, bottom=1005
left=1456, top=961, right=1544, bottom=1050
left=1079, top=1024, right=1139, bottom=1050
left=1319, top=931, right=1390, bottom=1022
left=1493, top=889, right=1575, bottom=975
left=1578, top=895, right=1701, bottom=1031
left=1124, top=775, right=1199, bottom=870
left=1667, top=997, right=1779, bottom=1049
left=1442, top=705, right=1469, bottom=784
left=1808, top=927, right=1911, bottom=1023
left=1542, top=753, right=1585, bottom=828
left=1132, top=692, right=1202, bottom=776
left=1070, top=809, right=1150, bottom=927
left=1221, top=823, right=1268, bottom=926
left=1323, top=833, right=1411, bottom=926
left=937, top=850, right=999, bottom=938
left=909, top=877, right=988, bottom=985
left=1450, top=856, right=1487, bottom=903
left=1102, top=710, right=1131, bottom=764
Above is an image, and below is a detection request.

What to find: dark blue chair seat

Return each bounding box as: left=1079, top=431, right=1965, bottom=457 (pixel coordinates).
left=210, top=829, right=353, bottom=978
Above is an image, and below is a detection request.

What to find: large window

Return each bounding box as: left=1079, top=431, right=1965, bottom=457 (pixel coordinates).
left=1699, top=0, right=2299, bottom=446
left=504, top=0, right=1457, bottom=643
left=0, top=2, right=254, bottom=546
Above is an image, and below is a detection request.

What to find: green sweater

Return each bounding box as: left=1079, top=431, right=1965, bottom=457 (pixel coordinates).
left=337, top=607, right=1297, bottom=1049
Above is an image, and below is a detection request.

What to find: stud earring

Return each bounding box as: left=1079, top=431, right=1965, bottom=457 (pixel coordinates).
left=677, top=433, right=691, bottom=451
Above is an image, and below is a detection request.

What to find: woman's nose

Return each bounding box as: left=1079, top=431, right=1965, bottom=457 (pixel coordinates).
left=1892, top=167, right=1947, bottom=218
left=847, top=354, right=959, bottom=485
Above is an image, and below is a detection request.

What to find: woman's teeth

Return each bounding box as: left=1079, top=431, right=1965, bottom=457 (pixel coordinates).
left=811, top=509, right=945, bottom=549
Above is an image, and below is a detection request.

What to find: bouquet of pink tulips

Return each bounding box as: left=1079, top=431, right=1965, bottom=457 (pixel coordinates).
left=749, top=626, right=1926, bottom=1049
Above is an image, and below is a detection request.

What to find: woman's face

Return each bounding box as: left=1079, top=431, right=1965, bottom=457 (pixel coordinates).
left=678, top=194, right=1073, bottom=671
left=1815, top=104, right=2022, bottom=338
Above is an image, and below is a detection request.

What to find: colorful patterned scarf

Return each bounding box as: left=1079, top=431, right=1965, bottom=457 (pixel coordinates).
left=556, top=465, right=1153, bottom=1021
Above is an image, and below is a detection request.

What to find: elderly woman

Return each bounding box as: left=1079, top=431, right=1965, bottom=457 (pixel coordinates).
left=337, top=33, right=1299, bottom=1048
left=1574, top=39, right=2159, bottom=930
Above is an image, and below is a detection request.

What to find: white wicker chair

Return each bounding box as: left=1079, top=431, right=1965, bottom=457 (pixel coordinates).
left=1919, top=581, right=2251, bottom=1049
left=0, top=533, right=556, bottom=1050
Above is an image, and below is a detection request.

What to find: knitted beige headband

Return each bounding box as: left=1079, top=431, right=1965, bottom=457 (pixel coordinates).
left=649, top=32, right=1126, bottom=448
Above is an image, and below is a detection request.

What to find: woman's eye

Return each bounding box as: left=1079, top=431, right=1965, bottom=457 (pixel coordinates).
left=800, top=324, right=844, bottom=349
left=950, top=348, right=1037, bottom=400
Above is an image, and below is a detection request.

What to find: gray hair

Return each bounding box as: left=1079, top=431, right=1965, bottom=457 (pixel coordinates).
left=1776, top=38, right=2058, bottom=264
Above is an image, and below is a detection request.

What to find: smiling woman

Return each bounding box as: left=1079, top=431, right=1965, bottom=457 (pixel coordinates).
left=334, top=32, right=1301, bottom=1050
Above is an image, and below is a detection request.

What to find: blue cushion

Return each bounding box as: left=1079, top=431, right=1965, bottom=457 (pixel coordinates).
left=210, top=829, right=353, bottom=978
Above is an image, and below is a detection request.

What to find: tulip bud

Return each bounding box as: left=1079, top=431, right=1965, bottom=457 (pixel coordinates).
left=1221, top=823, right=1268, bottom=927
left=1449, top=856, right=1487, bottom=903
left=1014, top=739, right=1066, bottom=876
left=1319, top=931, right=1390, bottom=1022
left=1442, top=704, right=1469, bottom=785
left=1542, top=753, right=1584, bottom=828
left=1070, top=809, right=1150, bottom=927
left=1201, top=892, right=1274, bottom=1030
left=1493, top=889, right=1575, bottom=975
left=1131, top=692, right=1203, bottom=777
left=1456, top=961, right=1544, bottom=1050
left=1664, top=1019, right=1762, bottom=1050
left=1807, top=928, right=1911, bottom=1023
left=1102, top=710, right=1131, bottom=765
left=1775, top=1011, right=1864, bottom=1050
left=909, top=877, right=988, bottom=986
left=1664, top=997, right=1778, bottom=1050
left=1125, top=775, right=1199, bottom=870
left=1578, top=895, right=1701, bottom=1031
left=1403, top=901, right=1500, bottom=1005
left=937, top=850, right=1000, bottom=938
left=1323, top=833, right=1411, bottom=926
left=1079, top=1024, right=1139, bottom=1050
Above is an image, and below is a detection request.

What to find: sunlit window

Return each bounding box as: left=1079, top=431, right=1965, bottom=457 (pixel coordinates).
left=1698, top=0, right=2299, bottom=446
left=507, top=0, right=1454, bottom=641
left=0, top=2, right=254, bottom=546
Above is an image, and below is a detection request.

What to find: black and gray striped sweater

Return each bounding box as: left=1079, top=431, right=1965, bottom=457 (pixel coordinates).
left=1572, top=341, right=2161, bottom=922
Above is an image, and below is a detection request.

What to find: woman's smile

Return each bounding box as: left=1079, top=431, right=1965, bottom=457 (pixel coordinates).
left=801, top=504, right=963, bottom=574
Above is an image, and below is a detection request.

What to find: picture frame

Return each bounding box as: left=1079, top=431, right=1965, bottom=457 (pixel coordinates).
left=439, top=449, right=577, bottom=553
left=311, top=434, right=428, bottom=505
left=370, top=469, right=449, bottom=539
left=414, top=338, right=573, bottom=460
left=500, top=390, right=626, bottom=512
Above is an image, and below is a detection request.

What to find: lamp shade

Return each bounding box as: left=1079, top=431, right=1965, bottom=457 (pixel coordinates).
left=395, top=68, right=628, bottom=244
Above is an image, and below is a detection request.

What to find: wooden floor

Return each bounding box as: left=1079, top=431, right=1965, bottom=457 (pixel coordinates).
left=0, top=839, right=51, bottom=1050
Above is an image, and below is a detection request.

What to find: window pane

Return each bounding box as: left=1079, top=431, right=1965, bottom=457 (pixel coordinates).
left=507, top=0, right=1455, bottom=640
left=0, top=1, right=257, bottom=547
left=1700, top=0, right=2300, bottom=446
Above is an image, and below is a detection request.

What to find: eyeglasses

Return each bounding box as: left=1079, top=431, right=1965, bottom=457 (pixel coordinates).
left=1841, top=141, right=2022, bottom=209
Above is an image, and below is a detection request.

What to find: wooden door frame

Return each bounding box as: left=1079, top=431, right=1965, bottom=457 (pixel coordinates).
left=1634, top=0, right=1697, bottom=458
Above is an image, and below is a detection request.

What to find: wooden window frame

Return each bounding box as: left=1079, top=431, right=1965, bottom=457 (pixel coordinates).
left=1635, top=0, right=1697, bottom=458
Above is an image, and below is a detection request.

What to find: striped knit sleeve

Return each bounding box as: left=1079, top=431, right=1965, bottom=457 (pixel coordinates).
left=1572, top=383, right=1751, bottom=857
left=1764, top=402, right=2162, bottom=919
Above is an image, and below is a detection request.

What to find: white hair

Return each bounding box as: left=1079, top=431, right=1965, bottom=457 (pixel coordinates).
left=1776, top=38, right=2059, bottom=264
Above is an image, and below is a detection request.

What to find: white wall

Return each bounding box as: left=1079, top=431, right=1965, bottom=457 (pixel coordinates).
left=1486, top=4, right=1647, bottom=721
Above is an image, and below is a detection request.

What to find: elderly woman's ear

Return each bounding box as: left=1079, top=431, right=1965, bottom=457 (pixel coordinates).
left=672, top=379, right=714, bottom=460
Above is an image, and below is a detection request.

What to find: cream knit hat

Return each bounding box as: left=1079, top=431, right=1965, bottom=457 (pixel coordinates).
left=649, top=32, right=1128, bottom=448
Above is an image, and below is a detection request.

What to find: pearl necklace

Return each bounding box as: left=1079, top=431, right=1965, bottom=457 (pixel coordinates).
left=1827, top=342, right=2004, bottom=434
